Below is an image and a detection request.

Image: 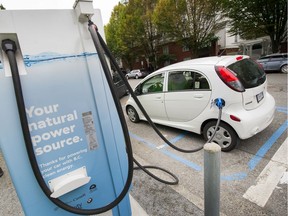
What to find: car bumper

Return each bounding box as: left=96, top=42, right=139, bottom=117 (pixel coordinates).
left=224, top=92, right=275, bottom=140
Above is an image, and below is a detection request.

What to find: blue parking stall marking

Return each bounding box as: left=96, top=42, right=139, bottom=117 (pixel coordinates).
left=169, top=132, right=188, bottom=144
left=161, top=149, right=202, bottom=171
left=248, top=120, right=288, bottom=171
left=169, top=132, right=187, bottom=144
left=158, top=132, right=188, bottom=149
left=129, top=132, right=158, bottom=149
left=129, top=132, right=202, bottom=171
left=128, top=107, right=287, bottom=182
left=221, top=172, right=248, bottom=181
left=276, top=106, right=288, bottom=114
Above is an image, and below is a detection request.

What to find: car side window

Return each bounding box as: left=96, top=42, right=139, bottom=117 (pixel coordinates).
left=259, top=56, right=269, bottom=62
left=168, top=71, right=210, bottom=91
left=270, top=55, right=282, bottom=61
left=142, top=73, right=164, bottom=94
left=168, top=71, right=191, bottom=91
left=194, top=73, right=210, bottom=90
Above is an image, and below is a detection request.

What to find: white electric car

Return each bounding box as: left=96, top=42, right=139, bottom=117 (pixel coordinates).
left=125, top=55, right=275, bottom=151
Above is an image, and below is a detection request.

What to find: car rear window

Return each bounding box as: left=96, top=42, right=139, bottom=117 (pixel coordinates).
left=227, top=58, right=266, bottom=88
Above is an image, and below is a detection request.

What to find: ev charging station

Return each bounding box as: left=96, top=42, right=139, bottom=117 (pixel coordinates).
left=0, top=1, right=133, bottom=215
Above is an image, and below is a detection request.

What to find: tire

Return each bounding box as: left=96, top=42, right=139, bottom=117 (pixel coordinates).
left=280, top=65, right=287, bottom=74
left=203, top=121, right=239, bottom=152
left=135, top=75, right=139, bottom=79
left=126, top=106, right=140, bottom=123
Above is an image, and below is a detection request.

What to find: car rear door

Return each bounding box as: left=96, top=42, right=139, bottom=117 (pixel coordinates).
left=164, top=70, right=211, bottom=122
left=137, top=73, right=168, bottom=120
left=227, top=58, right=267, bottom=110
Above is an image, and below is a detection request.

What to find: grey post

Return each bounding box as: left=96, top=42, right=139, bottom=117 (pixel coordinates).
left=204, top=142, right=221, bottom=216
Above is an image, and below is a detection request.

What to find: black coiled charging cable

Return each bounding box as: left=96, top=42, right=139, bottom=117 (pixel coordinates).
left=87, top=20, right=224, bottom=184
left=1, top=38, right=134, bottom=214
left=88, top=20, right=179, bottom=186
left=1, top=18, right=224, bottom=215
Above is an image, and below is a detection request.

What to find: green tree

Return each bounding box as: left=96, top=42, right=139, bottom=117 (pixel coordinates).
left=153, top=0, right=225, bottom=57
left=125, top=0, right=160, bottom=69
left=105, top=3, right=136, bottom=69
left=0, top=4, right=5, bottom=10
left=105, top=0, right=161, bottom=70
left=221, top=0, right=287, bottom=53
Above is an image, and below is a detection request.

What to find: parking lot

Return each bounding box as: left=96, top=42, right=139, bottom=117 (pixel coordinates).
left=126, top=73, right=287, bottom=216
left=0, top=73, right=287, bottom=216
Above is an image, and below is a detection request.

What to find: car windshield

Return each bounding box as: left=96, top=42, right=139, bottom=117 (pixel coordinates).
left=227, top=59, right=266, bottom=88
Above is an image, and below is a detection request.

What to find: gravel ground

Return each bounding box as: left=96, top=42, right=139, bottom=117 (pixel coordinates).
left=0, top=152, right=24, bottom=216
left=0, top=151, right=203, bottom=216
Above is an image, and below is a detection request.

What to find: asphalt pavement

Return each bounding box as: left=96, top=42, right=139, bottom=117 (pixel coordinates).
left=0, top=73, right=287, bottom=216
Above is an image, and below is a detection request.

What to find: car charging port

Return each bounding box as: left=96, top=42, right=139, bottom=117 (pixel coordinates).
left=214, top=98, right=225, bottom=109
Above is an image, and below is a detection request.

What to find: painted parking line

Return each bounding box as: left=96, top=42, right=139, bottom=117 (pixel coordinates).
left=276, top=106, right=287, bottom=114
left=248, top=120, right=288, bottom=171
left=129, top=109, right=287, bottom=182
left=129, top=132, right=202, bottom=171
left=243, top=138, right=288, bottom=207
left=157, top=132, right=188, bottom=149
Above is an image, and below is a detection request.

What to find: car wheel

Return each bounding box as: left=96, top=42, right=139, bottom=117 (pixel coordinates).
left=135, top=75, right=139, bottom=79
left=127, top=106, right=140, bottom=123
left=280, top=65, right=288, bottom=73
left=125, top=75, right=129, bottom=79
left=203, top=121, right=239, bottom=152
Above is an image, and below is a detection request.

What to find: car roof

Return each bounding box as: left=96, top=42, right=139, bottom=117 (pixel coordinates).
left=260, top=53, right=287, bottom=58
left=156, top=55, right=250, bottom=72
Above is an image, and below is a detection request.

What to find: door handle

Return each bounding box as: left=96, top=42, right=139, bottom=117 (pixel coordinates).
left=194, top=94, right=203, bottom=98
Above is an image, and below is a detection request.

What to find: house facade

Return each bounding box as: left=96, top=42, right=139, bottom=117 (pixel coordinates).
left=120, top=25, right=285, bottom=72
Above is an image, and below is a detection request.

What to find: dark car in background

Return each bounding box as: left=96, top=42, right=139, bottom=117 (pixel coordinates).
left=257, top=53, right=287, bottom=73
left=113, top=74, right=129, bottom=98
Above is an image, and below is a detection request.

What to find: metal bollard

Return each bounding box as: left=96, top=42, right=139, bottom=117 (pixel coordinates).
left=204, top=142, right=221, bottom=216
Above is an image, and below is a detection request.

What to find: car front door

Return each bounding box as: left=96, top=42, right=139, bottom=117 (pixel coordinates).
left=137, top=73, right=168, bottom=121
left=164, top=70, right=212, bottom=122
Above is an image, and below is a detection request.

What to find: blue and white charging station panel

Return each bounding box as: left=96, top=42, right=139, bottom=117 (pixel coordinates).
left=0, top=2, right=131, bottom=216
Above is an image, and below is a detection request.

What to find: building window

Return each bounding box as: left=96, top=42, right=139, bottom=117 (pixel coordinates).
left=163, top=46, right=169, bottom=55
left=182, top=45, right=189, bottom=52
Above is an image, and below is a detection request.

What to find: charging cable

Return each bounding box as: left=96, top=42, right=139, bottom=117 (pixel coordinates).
left=2, top=37, right=134, bottom=215
left=87, top=20, right=225, bottom=184
left=88, top=21, right=179, bottom=186
left=88, top=20, right=225, bottom=153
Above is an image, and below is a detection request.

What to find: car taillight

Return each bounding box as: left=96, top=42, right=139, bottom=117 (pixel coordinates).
left=215, top=66, right=245, bottom=92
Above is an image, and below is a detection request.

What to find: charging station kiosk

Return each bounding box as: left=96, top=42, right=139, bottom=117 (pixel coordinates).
left=0, top=1, right=132, bottom=215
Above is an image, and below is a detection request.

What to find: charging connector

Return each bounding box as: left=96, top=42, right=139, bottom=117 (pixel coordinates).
left=214, top=98, right=225, bottom=109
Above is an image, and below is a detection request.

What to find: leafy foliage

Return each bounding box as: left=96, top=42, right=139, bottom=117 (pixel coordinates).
left=221, top=0, right=287, bottom=53
left=105, top=0, right=161, bottom=69
left=105, top=3, right=137, bottom=69
left=153, top=0, right=225, bottom=57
